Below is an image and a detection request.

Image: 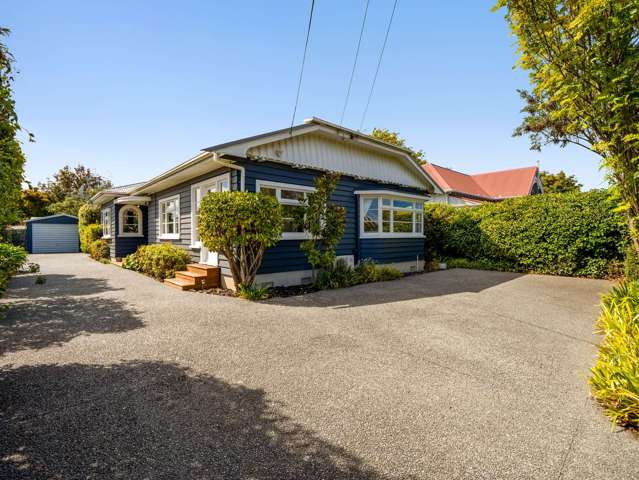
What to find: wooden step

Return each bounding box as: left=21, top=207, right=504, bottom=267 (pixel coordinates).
left=176, top=270, right=207, bottom=288
left=186, top=263, right=220, bottom=288
left=164, top=277, right=197, bottom=291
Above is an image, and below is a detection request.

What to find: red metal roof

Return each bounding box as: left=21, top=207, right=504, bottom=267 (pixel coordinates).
left=423, top=164, right=538, bottom=200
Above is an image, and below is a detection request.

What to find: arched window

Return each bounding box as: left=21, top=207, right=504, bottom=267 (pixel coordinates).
left=118, top=205, right=143, bottom=237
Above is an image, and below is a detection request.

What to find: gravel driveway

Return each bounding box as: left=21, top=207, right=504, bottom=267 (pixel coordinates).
left=1, top=253, right=637, bottom=479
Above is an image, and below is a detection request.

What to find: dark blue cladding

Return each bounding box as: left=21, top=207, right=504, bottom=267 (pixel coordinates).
left=233, top=159, right=427, bottom=274
left=113, top=204, right=148, bottom=258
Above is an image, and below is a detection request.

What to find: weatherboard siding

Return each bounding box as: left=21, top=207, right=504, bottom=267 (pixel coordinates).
left=235, top=159, right=427, bottom=274
left=359, top=237, right=425, bottom=264
left=113, top=204, right=148, bottom=259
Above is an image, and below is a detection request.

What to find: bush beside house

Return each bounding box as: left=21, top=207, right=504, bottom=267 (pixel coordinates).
left=123, top=244, right=190, bottom=281
left=424, top=190, right=625, bottom=279
left=78, top=204, right=102, bottom=253
left=88, top=239, right=110, bottom=262
left=0, top=242, right=27, bottom=296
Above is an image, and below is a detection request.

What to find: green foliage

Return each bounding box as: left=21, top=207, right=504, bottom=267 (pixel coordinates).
left=20, top=188, right=51, bottom=219
left=539, top=170, right=582, bottom=194
left=122, top=244, right=189, bottom=281
left=590, top=281, right=639, bottom=428
left=80, top=224, right=102, bottom=253
left=0, top=28, right=27, bottom=230
left=370, top=128, right=426, bottom=164
left=446, top=257, right=517, bottom=272
left=0, top=242, right=27, bottom=295
left=237, top=283, right=271, bottom=301
left=198, top=191, right=283, bottom=287
left=47, top=195, right=87, bottom=217
left=88, top=239, right=110, bottom=262
left=425, top=190, right=625, bottom=279
left=299, top=173, right=346, bottom=273
left=78, top=203, right=100, bottom=226
left=314, top=258, right=403, bottom=290
left=625, top=246, right=639, bottom=282
left=494, top=0, right=639, bottom=258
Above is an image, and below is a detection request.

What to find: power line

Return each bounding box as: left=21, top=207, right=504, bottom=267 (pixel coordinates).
left=359, top=0, right=398, bottom=132
left=290, top=0, right=316, bottom=134
left=339, top=0, right=370, bottom=125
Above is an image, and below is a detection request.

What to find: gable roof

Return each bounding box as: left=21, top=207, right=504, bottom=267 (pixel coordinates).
left=90, top=181, right=148, bottom=205
left=125, top=117, right=441, bottom=195
left=423, top=164, right=539, bottom=201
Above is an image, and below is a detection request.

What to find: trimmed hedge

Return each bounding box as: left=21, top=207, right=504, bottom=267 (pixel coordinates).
left=123, top=243, right=190, bottom=280
left=590, top=281, right=639, bottom=428
left=78, top=204, right=102, bottom=253
left=425, top=190, right=626, bottom=279
left=0, top=242, right=27, bottom=295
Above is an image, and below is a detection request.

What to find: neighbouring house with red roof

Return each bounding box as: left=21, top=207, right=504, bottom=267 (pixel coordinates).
left=422, top=163, right=543, bottom=206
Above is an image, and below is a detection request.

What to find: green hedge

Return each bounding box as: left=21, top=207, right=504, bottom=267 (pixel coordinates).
left=123, top=243, right=190, bottom=280
left=80, top=224, right=102, bottom=253
left=590, top=281, right=639, bottom=428
left=425, top=190, right=626, bottom=279
left=88, top=239, right=110, bottom=261
left=0, top=242, right=27, bottom=295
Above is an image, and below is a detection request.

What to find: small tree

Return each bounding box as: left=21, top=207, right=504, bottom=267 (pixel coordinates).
left=370, top=128, right=426, bottom=165
left=539, top=170, right=582, bottom=194
left=198, top=191, right=283, bottom=287
left=299, top=173, right=346, bottom=276
left=78, top=203, right=101, bottom=253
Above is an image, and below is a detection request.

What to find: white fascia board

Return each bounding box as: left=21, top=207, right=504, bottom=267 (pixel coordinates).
left=353, top=190, right=430, bottom=201
left=114, top=196, right=152, bottom=205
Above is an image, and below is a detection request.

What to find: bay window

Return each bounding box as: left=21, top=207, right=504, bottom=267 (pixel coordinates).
left=159, top=194, right=180, bottom=239
left=359, top=192, right=425, bottom=237
left=118, top=205, right=143, bottom=237
left=256, top=181, right=314, bottom=239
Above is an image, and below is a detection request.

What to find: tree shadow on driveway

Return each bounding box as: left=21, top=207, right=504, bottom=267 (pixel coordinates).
left=267, top=269, right=523, bottom=309
left=0, top=361, right=389, bottom=480
left=0, top=296, right=144, bottom=355
left=6, top=273, right=123, bottom=299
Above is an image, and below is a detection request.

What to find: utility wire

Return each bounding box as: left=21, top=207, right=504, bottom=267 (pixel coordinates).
left=339, top=0, right=370, bottom=125
left=290, top=0, right=316, bottom=134
left=359, top=0, right=398, bottom=132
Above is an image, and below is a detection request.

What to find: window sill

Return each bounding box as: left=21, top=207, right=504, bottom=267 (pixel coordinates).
left=190, top=242, right=202, bottom=250
left=118, top=233, right=144, bottom=238
left=102, top=235, right=112, bottom=240
left=360, top=233, right=425, bottom=239
left=159, top=234, right=180, bottom=240
left=281, top=233, right=312, bottom=241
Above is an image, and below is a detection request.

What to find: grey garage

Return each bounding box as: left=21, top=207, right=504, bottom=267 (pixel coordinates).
left=26, top=214, right=80, bottom=253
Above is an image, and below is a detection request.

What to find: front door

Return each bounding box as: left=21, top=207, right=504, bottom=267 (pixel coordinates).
left=193, top=174, right=230, bottom=266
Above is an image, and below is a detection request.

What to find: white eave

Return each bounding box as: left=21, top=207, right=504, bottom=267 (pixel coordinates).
left=353, top=190, right=430, bottom=201
left=114, top=196, right=152, bottom=205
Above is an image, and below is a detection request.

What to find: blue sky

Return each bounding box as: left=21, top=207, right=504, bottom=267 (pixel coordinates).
left=5, top=0, right=606, bottom=189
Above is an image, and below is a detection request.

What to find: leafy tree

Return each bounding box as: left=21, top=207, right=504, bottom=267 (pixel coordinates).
left=299, top=173, right=346, bottom=277
left=370, top=128, right=426, bottom=164
left=539, top=170, right=582, bottom=194
left=20, top=188, right=51, bottom=219
left=198, top=191, right=283, bottom=288
left=40, top=165, right=112, bottom=216
left=0, top=27, right=28, bottom=230
left=494, top=1, right=639, bottom=253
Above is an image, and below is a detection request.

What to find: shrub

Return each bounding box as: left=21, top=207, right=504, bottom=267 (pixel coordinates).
left=315, top=258, right=404, bottom=290
left=80, top=224, right=102, bottom=253
left=88, top=239, right=110, bottom=261
left=123, top=244, right=189, bottom=280
left=237, top=283, right=271, bottom=300
left=199, top=191, right=283, bottom=287
left=590, top=281, right=639, bottom=428
left=424, top=190, right=626, bottom=279
left=78, top=203, right=100, bottom=226
left=0, top=242, right=27, bottom=295
left=376, top=266, right=402, bottom=281
left=35, top=275, right=46, bottom=285
left=299, top=173, right=346, bottom=274
left=624, top=245, right=639, bottom=281
left=352, top=258, right=403, bottom=283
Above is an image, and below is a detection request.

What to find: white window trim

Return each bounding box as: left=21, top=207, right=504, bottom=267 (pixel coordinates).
left=118, top=204, right=144, bottom=237
left=255, top=180, right=315, bottom=240
left=190, top=173, right=231, bottom=249
left=358, top=194, right=425, bottom=239
left=101, top=208, right=112, bottom=239
left=158, top=194, right=181, bottom=240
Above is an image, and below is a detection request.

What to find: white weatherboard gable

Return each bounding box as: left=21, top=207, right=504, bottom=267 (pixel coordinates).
left=243, top=132, right=431, bottom=191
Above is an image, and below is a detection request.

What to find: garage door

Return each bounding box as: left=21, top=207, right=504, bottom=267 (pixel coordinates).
left=32, top=223, right=79, bottom=253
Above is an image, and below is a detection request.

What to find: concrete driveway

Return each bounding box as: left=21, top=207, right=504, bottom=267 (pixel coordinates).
left=1, top=253, right=637, bottom=479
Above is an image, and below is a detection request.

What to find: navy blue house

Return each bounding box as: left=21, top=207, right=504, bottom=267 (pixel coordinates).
left=91, top=117, right=441, bottom=289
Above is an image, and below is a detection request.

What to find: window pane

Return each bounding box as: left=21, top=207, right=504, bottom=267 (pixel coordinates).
left=261, top=187, right=276, bottom=197
left=393, top=199, right=413, bottom=209
left=363, top=198, right=378, bottom=211
left=382, top=221, right=391, bottom=232
left=281, top=189, right=305, bottom=201
left=382, top=198, right=391, bottom=206
left=382, top=210, right=391, bottom=221
left=394, top=222, right=413, bottom=233
left=219, top=180, right=229, bottom=192
left=281, top=204, right=305, bottom=233
left=394, top=210, right=412, bottom=223
left=415, top=202, right=423, bottom=210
